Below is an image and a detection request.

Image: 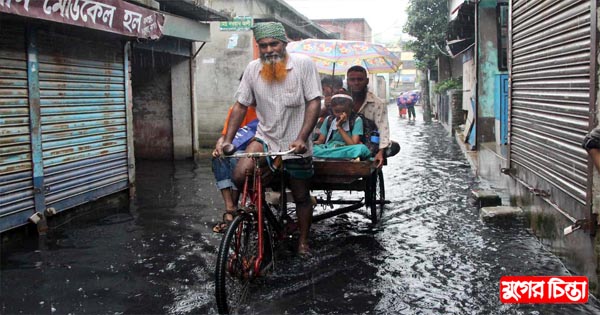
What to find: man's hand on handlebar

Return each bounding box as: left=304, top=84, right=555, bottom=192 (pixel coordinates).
left=289, top=139, right=307, bottom=154
left=218, top=142, right=236, bottom=156
left=213, top=137, right=225, bottom=158
left=373, top=150, right=384, bottom=168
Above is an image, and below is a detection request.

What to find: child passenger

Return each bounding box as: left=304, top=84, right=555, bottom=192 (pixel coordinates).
left=313, top=91, right=372, bottom=160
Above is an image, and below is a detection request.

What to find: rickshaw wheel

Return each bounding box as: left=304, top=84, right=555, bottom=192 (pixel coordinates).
left=369, top=169, right=385, bottom=224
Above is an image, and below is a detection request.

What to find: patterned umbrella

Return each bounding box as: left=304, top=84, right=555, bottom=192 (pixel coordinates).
left=286, top=39, right=401, bottom=75
left=398, top=91, right=420, bottom=105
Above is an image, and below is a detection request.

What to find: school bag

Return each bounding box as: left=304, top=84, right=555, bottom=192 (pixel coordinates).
left=325, top=113, right=379, bottom=156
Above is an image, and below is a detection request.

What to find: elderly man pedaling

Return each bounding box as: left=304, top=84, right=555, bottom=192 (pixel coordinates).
left=218, top=22, right=322, bottom=256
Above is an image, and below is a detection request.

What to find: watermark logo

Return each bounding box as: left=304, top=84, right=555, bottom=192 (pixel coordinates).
left=500, top=276, right=588, bottom=304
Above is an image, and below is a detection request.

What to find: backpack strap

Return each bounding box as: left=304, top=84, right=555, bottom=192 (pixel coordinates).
left=324, top=115, right=335, bottom=144
left=348, top=112, right=357, bottom=133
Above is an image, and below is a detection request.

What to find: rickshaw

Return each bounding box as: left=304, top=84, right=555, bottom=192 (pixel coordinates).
left=311, top=159, right=386, bottom=224
left=214, top=146, right=391, bottom=314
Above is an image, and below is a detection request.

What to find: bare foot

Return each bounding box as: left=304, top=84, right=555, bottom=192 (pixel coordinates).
left=298, top=242, right=311, bottom=257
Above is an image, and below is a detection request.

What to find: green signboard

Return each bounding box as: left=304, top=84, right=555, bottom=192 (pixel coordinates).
left=220, top=16, right=253, bottom=31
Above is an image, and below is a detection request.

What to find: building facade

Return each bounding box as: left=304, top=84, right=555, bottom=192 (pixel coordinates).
left=312, top=18, right=372, bottom=42
left=193, top=0, right=333, bottom=149
left=397, top=51, right=418, bottom=91
left=311, top=17, right=393, bottom=102
left=445, top=0, right=600, bottom=293
left=0, top=0, right=220, bottom=232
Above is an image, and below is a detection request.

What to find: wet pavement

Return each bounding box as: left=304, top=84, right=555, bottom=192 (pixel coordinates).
left=3, top=104, right=600, bottom=314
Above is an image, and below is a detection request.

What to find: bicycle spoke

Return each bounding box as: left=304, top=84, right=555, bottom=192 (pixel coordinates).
left=223, top=274, right=251, bottom=314
left=216, top=212, right=274, bottom=314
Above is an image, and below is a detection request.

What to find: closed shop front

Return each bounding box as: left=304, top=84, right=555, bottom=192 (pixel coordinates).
left=0, top=0, right=167, bottom=232
left=510, top=1, right=594, bottom=218
left=36, top=27, right=131, bottom=214
left=0, top=1, right=220, bottom=232
left=0, top=19, right=133, bottom=232
left=0, top=22, right=32, bottom=230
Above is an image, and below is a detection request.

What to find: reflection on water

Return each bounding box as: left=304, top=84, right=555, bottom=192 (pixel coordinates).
left=2, top=105, right=600, bottom=314
left=234, top=106, right=600, bottom=314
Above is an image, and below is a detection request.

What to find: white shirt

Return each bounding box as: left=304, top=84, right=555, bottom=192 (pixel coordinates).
left=235, top=53, right=323, bottom=157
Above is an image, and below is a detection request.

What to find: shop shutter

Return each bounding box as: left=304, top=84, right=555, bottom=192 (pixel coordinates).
left=0, top=23, right=34, bottom=231
left=36, top=30, right=129, bottom=212
left=510, top=1, right=592, bottom=206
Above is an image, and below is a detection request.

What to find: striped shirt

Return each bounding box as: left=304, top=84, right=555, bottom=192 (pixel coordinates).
left=235, top=53, right=322, bottom=157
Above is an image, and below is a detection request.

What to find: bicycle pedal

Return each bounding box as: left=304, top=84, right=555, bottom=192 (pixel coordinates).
left=259, top=261, right=273, bottom=276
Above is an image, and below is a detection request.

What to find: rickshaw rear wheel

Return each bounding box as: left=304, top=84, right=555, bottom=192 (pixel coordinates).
left=369, top=169, right=385, bottom=224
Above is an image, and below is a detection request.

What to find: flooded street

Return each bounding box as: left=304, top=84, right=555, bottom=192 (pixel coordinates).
left=2, top=104, right=600, bottom=314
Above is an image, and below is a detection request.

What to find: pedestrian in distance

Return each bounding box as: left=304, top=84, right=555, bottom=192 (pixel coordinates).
left=397, top=93, right=407, bottom=118
left=218, top=22, right=322, bottom=256
left=405, top=92, right=417, bottom=121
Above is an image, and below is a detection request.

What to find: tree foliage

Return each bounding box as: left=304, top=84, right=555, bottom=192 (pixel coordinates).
left=433, top=77, right=463, bottom=94
left=403, top=0, right=449, bottom=71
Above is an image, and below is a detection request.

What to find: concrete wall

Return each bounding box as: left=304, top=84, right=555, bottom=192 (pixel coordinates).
left=468, top=142, right=600, bottom=294
left=459, top=0, right=600, bottom=296
left=477, top=1, right=507, bottom=143
left=438, top=56, right=452, bottom=82
left=132, top=50, right=173, bottom=159
left=171, top=55, right=192, bottom=159
left=462, top=51, right=475, bottom=112
left=313, top=19, right=372, bottom=42
left=196, top=23, right=254, bottom=148
left=451, top=55, right=463, bottom=78
left=192, top=1, right=336, bottom=151
left=439, top=55, right=463, bottom=87
left=376, top=75, right=386, bottom=101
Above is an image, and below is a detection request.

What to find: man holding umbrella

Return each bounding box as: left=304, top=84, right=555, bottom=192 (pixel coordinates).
left=347, top=65, right=392, bottom=168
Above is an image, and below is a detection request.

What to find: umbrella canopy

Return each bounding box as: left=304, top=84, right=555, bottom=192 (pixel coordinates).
left=286, top=39, right=401, bottom=75
left=398, top=91, right=421, bottom=105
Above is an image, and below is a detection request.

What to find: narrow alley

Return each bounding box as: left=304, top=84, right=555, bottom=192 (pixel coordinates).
left=2, top=105, right=599, bottom=314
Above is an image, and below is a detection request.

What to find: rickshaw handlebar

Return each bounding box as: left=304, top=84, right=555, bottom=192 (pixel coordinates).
left=225, top=148, right=297, bottom=159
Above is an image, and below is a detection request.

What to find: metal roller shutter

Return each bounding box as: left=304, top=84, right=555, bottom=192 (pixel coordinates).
left=510, top=0, right=592, bottom=206
left=36, top=30, right=129, bottom=212
left=0, top=23, right=34, bottom=232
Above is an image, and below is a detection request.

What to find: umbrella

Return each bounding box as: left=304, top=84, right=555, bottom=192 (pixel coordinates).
left=398, top=91, right=420, bottom=105
left=286, top=39, right=401, bottom=75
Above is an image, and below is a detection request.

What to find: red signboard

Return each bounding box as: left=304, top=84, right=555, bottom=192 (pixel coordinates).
left=0, top=0, right=164, bottom=39
left=500, top=276, right=588, bottom=304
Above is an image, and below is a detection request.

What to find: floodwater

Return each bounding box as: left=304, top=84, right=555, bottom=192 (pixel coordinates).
left=2, top=104, right=600, bottom=314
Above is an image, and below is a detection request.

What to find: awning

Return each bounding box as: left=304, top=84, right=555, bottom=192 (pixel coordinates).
left=133, top=13, right=211, bottom=57
left=162, top=13, right=210, bottom=42
left=450, top=0, right=475, bottom=20
left=446, top=40, right=474, bottom=57
left=0, top=0, right=165, bottom=39
left=446, top=1, right=475, bottom=58
left=155, top=0, right=230, bottom=21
